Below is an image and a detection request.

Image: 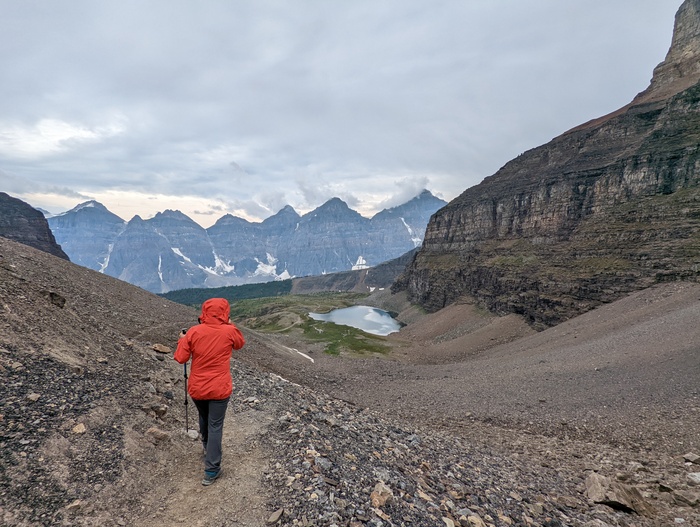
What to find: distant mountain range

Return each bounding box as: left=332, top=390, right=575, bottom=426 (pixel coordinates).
left=47, top=190, right=446, bottom=293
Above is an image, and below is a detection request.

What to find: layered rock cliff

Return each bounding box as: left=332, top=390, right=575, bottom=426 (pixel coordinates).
left=0, top=192, right=69, bottom=260
left=397, top=0, right=700, bottom=328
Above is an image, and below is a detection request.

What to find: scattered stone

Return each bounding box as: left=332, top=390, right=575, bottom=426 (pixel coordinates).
left=150, top=403, right=168, bottom=418
left=267, top=508, right=284, bottom=524
left=688, top=473, right=700, bottom=486
left=186, top=429, right=199, bottom=440
left=673, top=490, right=700, bottom=507
left=65, top=499, right=82, bottom=512
left=628, top=461, right=647, bottom=473
left=72, top=423, right=87, bottom=434
left=314, top=456, right=332, bottom=471
left=370, top=482, right=393, bottom=508
left=467, top=514, right=487, bottom=527
left=26, top=393, right=41, bottom=402
left=323, top=476, right=339, bottom=486
left=442, top=517, right=455, bottom=527
left=683, top=453, right=700, bottom=465
left=556, top=495, right=579, bottom=509
left=146, top=426, right=170, bottom=443
left=47, top=291, right=66, bottom=308
left=585, top=473, right=655, bottom=516
left=372, top=507, right=391, bottom=521
left=152, top=343, right=170, bottom=354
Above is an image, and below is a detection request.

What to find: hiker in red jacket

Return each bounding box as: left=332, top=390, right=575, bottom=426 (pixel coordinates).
left=174, top=298, right=245, bottom=486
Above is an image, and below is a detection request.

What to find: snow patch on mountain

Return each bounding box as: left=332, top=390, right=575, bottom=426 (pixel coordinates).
left=157, top=255, right=164, bottom=284
left=212, top=253, right=235, bottom=274
left=99, top=243, right=114, bottom=273
left=171, top=247, right=191, bottom=263
left=400, top=218, right=422, bottom=247
left=352, top=256, right=369, bottom=270
left=253, top=254, right=279, bottom=277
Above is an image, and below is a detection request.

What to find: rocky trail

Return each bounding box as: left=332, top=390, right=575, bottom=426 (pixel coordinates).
left=133, top=405, right=271, bottom=527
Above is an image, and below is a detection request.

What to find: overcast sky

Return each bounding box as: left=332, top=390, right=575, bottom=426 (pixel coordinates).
left=0, top=0, right=681, bottom=227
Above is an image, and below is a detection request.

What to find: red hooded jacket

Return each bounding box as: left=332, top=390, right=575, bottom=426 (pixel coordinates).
left=174, top=298, right=245, bottom=400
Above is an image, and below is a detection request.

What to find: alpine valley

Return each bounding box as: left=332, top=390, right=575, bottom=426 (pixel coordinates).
left=46, top=190, right=446, bottom=293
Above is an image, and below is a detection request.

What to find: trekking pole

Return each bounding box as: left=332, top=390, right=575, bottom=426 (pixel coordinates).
left=184, top=362, right=189, bottom=432
left=180, top=327, right=190, bottom=433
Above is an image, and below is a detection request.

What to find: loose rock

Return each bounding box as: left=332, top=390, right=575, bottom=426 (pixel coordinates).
left=585, top=473, right=655, bottom=516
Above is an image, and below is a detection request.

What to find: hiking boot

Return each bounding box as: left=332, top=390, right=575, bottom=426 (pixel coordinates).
left=202, top=469, right=221, bottom=486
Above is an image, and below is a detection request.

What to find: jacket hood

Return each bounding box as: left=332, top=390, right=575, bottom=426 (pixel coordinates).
left=200, top=298, right=231, bottom=325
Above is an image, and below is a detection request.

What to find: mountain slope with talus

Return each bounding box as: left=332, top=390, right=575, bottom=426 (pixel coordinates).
left=2, top=222, right=699, bottom=526
left=397, top=0, right=700, bottom=328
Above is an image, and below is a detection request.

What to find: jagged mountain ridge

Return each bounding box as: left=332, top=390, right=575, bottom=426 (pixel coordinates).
left=48, top=190, right=446, bottom=293
left=396, top=0, right=700, bottom=328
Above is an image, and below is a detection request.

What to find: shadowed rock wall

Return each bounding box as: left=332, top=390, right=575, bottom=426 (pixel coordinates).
left=0, top=192, right=70, bottom=261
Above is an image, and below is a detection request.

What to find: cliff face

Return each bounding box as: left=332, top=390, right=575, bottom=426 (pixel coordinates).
left=398, top=0, right=700, bottom=328
left=0, top=192, right=70, bottom=260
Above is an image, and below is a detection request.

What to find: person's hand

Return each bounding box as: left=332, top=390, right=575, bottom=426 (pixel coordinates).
left=179, top=328, right=187, bottom=339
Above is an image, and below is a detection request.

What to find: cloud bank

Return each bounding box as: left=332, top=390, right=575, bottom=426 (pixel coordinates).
left=0, top=0, right=680, bottom=226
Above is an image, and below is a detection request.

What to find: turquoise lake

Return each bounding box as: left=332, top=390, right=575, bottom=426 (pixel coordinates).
left=309, top=305, right=401, bottom=336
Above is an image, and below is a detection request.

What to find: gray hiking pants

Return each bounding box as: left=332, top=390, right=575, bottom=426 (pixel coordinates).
left=193, top=397, right=230, bottom=474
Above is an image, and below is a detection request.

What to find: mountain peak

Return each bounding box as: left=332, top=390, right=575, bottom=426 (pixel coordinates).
left=67, top=200, right=108, bottom=213
left=151, top=209, right=197, bottom=223
left=320, top=197, right=348, bottom=208
left=210, top=213, right=253, bottom=228
left=373, top=190, right=447, bottom=220
left=127, top=215, right=145, bottom=225
left=262, top=204, right=300, bottom=228
left=53, top=200, right=124, bottom=223
left=634, top=0, right=700, bottom=104
left=303, top=198, right=364, bottom=222
left=279, top=204, right=298, bottom=214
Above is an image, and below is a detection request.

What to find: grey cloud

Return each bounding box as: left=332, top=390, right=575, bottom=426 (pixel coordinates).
left=0, top=0, right=680, bottom=219
left=377, top=176, right=432, bottom=211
